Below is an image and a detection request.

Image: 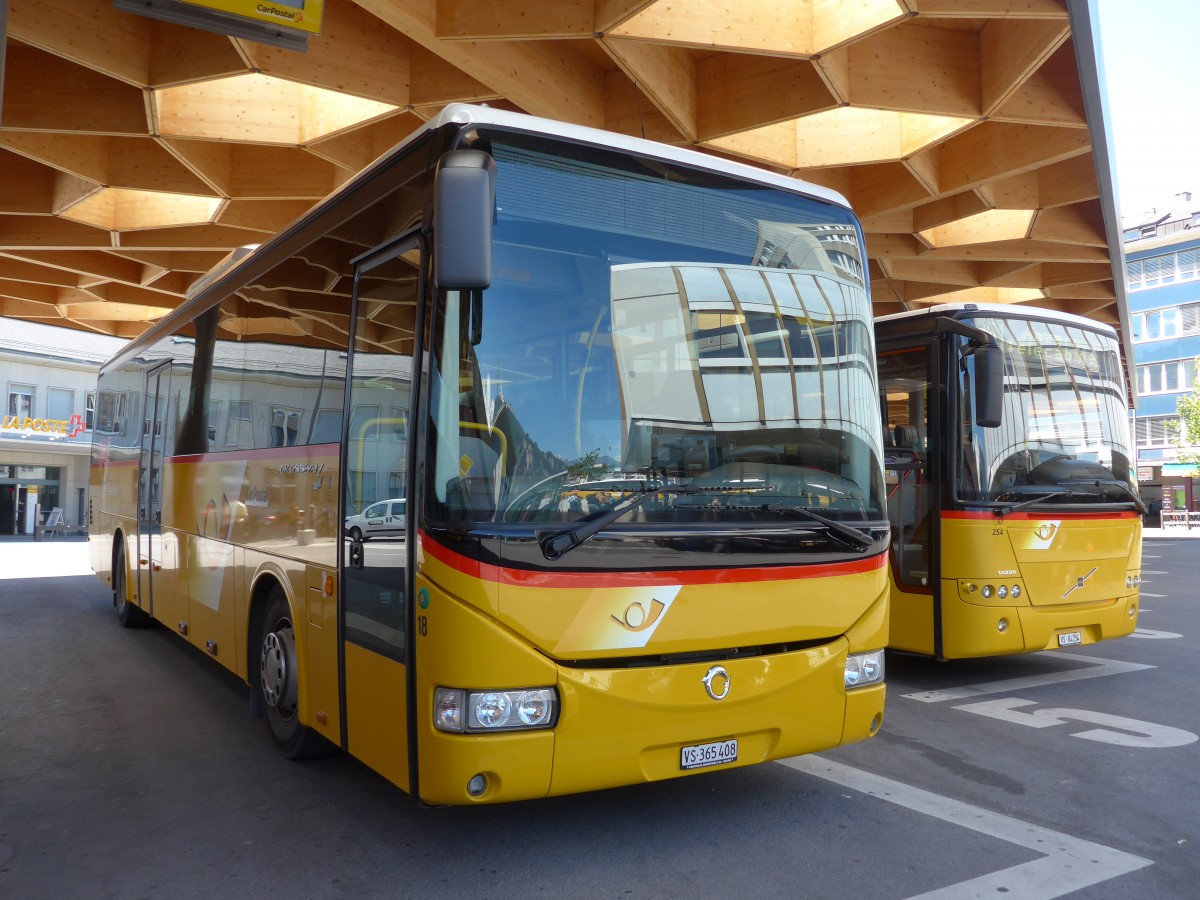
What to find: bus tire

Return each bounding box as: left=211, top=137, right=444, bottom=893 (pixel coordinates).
left=113, top=543, right=150, bottom=628
left=257, top=585, right=329, bottom=760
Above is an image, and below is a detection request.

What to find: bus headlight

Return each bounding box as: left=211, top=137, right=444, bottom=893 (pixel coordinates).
left=845, top=650, right=885, bottom=688
left=434, top=687, right=557, bottom=733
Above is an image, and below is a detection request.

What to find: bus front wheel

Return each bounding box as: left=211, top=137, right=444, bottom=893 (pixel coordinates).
left=257, top=586, right=329, bottom=759
left=113, top=543, right=149, bottom=628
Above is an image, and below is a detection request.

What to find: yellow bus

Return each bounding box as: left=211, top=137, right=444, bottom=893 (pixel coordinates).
left=875, top=303, right=1142, bottom=659
left=89, top=104, right=891, bottom=804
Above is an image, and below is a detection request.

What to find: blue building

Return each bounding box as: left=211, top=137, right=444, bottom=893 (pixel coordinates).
left=1123, top=191, right=1200, bottom=517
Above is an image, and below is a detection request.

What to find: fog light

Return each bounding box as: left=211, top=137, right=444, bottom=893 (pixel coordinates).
left=467, top=774, right=488, bottom=797
left=997, top=585, right=1008, bottom=599
left=981, top=584, right=994, bottom=599
left=1011, top=585, right=1021, bottom=599
left=998, top=618, right=1008, bottom=633
left=1129, top=604, right=1137, bottom=619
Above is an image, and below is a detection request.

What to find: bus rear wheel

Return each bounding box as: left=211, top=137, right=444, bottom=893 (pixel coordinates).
left=113, top=543, right=149, bottom=628
left=257, top=586, right=329, bottom=759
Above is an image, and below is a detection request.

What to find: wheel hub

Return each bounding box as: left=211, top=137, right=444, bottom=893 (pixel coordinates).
left=259, top=624, right=298, bottom=713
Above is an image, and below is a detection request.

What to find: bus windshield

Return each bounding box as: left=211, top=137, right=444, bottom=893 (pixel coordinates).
left=956, top=314, right=1135, bottom=504
left=426, top=131, right=886, bottom=533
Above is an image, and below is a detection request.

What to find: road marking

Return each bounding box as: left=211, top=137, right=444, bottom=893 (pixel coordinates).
left=1140, top=570, right=1170, bottom=575
left=785, top=756, right=1152, bottom=899
left=953, top=698, right=1198, bottom=748
left=1131, top=628, right=1182, bottom=639
left=1140, top=592, right=1166, bottom=598
left=902, top=652, right=1153, bottom=704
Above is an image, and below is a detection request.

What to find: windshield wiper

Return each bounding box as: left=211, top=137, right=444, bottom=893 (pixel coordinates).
left=761, top=503, right=876, bottom=550
left=993, top=488, right=1097, bottom=517
left=994, top=491, right=1067, bottom=517
left=994, top=481, right=1148, bottom=518
left=537, top=483, right=730, bottom=560
left=1090, top=480, right=1148, bottom=514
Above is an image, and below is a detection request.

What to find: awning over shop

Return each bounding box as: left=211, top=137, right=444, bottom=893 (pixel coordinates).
left=1160, top=463, right=1200, bottom=477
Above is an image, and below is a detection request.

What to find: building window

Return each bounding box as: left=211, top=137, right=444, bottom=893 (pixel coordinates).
left=312, top=408, right=342, bottom=443
left=85, top=392, right=96, bottom=430
left=8, top=384, right=34, bottom=419
left=226, top=401, right=251, bottom=446
left=348, top=470, right=377, bottom=509
left=1132, top=306, right=1184, bottom=342
left=96, top=391, right=126, bottom=434
left=1138, top=360, right=1195, bottom=395
left=269, top=407, right=301, bottom=448
left=48, top=388, right=73, bottom=422
left=349, top=404, right=382, bottom=442
left=1136, top=415, right=1179, bottom=448
left=206, top=399, right=221, bottom=448
left=388, top=470, right=406, bottom=495
left=1127, top=248, right=1200, bottom=291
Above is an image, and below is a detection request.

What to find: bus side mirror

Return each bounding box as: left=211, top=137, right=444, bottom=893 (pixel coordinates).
left=434, top=149, right=496, bottom=290
left=973, top=343, right=1003, bottom=428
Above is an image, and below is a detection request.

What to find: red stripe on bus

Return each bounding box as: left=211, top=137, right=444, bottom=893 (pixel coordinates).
left=942, top=510, right=1139, bottom=521
left=171, top=443, right=339, bottom=465
left=420, top=532, right=886, bottom=588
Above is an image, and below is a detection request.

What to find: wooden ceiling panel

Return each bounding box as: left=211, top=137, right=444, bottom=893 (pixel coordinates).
left=0, top=0, right=1129, bottom=369
left=253, top=2, right=414, bottom=105
left=8, top=0, right=155, bottom=86
left=3, top=47, right=150, bottom=136
left=603, top=38, right=699, bottom=141
left=697, top=55, right=836, bottom=140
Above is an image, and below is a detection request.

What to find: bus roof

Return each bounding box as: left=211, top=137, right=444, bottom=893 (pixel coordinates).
left=101, top=104, right=854, bottom=374
left=875, top=302, right=1119, bottom=338
left=427, top=104, right=851, bottom=210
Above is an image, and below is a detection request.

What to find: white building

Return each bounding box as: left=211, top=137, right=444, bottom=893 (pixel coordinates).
left=1, top=319, right=125, bottom=535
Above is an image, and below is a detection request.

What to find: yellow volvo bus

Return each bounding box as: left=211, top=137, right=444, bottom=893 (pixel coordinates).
left=875, top=303, right=1142, bottom=659
left=89, top=105, right=890, bottom=804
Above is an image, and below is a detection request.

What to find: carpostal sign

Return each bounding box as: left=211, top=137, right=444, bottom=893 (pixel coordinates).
left=180, top=0, right=324, bottom=36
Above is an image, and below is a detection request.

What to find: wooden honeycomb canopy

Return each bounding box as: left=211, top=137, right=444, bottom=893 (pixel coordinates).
left=0, top=0, right=1125, bottom=359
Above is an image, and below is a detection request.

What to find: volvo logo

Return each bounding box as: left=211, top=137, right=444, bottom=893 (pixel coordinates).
left=1062, top=566, right=1099, bottom=599
left=701, top=665, right=731, bottom=701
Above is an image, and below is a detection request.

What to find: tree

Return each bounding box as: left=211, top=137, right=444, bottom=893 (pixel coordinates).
left=1173, top=359, right=1200, bottom=466
left=565, top=448, right=602, bottom=482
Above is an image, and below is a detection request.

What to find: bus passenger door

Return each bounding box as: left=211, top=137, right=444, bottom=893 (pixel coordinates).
left=136, top=363, right=171, bottom=619
left=879, top=345, right=937, bottom=654
left=339, top=241, right=421, bottom=791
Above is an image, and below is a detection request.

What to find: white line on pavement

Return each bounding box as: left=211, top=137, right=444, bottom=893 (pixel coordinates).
left=901, top=652, right=1154, bottom=704
left=785, top=756, right=1152, bottom=900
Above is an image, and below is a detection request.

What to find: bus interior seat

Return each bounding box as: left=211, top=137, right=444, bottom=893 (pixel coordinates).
left=894, top=424, right=920, bottom=449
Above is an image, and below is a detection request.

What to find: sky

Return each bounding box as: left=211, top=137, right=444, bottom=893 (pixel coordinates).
left=1096, top=0, right=1200, bottom=217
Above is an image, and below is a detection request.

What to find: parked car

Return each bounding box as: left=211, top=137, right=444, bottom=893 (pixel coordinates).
left=344, top=498, right=406, bottom=541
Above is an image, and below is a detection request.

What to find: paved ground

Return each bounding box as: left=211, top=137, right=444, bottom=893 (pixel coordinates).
left=1, top=533, right=1195, bottom=899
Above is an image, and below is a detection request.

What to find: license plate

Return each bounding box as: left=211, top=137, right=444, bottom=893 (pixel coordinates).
left=1058, top=631, right=1083, bottom=647
left=681, top=739, right=738, bottom=770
